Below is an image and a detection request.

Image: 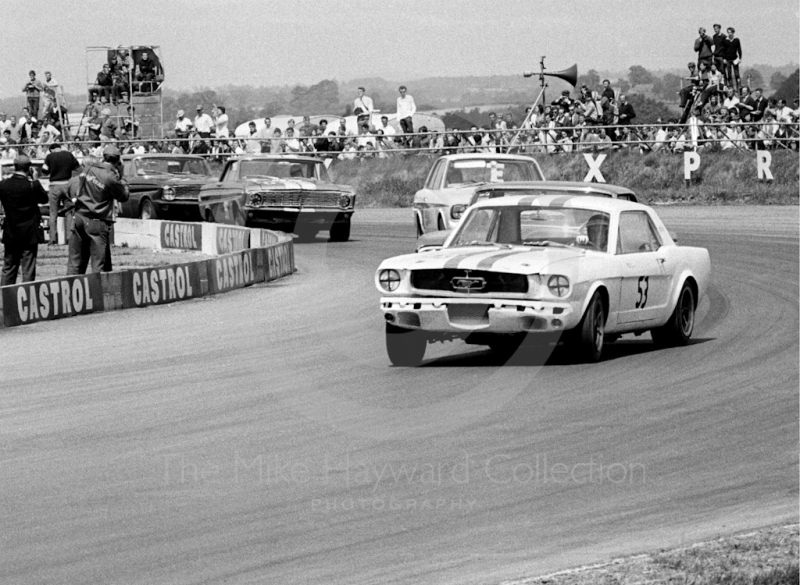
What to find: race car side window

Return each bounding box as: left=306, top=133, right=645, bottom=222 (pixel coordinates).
left=617, top=211, right=662, bottom=254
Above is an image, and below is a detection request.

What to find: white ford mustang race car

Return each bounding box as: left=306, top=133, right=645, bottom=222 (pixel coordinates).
left=376, top=195, right=711, bottom=366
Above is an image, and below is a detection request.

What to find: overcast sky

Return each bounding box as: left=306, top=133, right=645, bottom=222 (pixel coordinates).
left=2, top=0, right=798, bottom=98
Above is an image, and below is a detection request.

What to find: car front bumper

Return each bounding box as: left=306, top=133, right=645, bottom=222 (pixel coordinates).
left=246, top=208, right=353, bottom=225
left=380, top=296, right=578, bottom=333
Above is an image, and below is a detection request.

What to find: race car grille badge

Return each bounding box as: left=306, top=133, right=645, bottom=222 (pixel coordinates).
left=451, top=271, right=487, bottom=293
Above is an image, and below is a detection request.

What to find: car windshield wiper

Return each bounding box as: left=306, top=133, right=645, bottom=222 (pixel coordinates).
left=521, top=240, right=575, bottom=249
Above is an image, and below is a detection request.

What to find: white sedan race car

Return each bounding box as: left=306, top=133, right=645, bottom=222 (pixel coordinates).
left=376, top=195, right=711, bottom=366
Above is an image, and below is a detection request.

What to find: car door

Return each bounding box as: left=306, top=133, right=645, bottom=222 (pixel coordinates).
left=615, top=211, right=672, bottom=325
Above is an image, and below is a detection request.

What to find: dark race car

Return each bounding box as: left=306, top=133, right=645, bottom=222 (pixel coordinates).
left=198, top=155, right=356, bottom=241
left=118, top=154, right=217, bottom=221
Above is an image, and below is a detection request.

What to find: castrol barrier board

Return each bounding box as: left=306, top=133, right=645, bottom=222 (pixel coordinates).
left=0, top=219, right=294, bottom=329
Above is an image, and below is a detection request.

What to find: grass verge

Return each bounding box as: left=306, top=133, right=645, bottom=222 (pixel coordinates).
left=517, top=524, right=798, bottom=585
left=328, top=151, right=799, bottom=207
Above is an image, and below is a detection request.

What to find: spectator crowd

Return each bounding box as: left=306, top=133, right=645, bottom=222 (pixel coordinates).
left=3, top=29, right=797, bottom=164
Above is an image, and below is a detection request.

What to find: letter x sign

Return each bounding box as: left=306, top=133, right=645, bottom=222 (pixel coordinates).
left=583, top=154, right=606, bottom=183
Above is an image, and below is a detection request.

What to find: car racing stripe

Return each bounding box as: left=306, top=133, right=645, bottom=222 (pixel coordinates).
left=443, top=253, right=486, bottom=269
left=475, top=251, right=522, bottom=269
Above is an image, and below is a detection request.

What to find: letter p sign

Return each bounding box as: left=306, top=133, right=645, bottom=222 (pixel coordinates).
left=683, top=151, right=701, bottom=182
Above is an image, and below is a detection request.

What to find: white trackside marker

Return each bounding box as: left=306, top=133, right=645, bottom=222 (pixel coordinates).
left=583, top=154, right=607, bottom=183
left=684, top=151, right=701, bottom=181
left=756, top=151, right=773, bottom=181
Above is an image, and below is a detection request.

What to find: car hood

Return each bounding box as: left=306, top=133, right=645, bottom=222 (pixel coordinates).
left=246, top=177, right=350, bottom=192
left=381, top=245, right=588, bottom=275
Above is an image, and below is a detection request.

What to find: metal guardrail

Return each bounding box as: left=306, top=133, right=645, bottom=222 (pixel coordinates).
left=1, top=121, right=797, bottom=161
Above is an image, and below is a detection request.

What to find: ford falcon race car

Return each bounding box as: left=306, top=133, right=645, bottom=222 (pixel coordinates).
left=118, top=154, right=216, bottom=221
left=416, top=180, right=640, bottom=252
left=376, top=195, right=710, bottom=366
left=198, top=155, right=355, bottom=241
left=413, top=153, right=544, bottom=236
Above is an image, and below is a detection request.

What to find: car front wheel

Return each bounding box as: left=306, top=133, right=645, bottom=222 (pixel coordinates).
left=329, top=219, right=351, bottom=242
left=572, top=292, right=605, bottom=363
left=651, top=282, right=695, bottom=347
left=140, top=198, right=157, bottom=220
left=386, top=323, right=427, bottom=366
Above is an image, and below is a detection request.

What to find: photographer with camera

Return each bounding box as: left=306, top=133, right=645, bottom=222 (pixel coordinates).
left=22, top=71, right=45, bottom=120
left=0, top=155, right=48, bottom=285
left=65, top=145, right=129, bottom=274
left=694, top=27, right=713, bottom=70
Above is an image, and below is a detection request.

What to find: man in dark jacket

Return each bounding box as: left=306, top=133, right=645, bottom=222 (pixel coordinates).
left=43, top=142, right=80, bottom=245
left=66, top=145, right=129, bottom=274
left=694, top=28, right=713, bottom=69
left=0, top=155, right=48, bottom=285
left=617, top=95, right=636, bottom=126
left=723, top=27, right=743, bottom=92
left=711, top=24, right=727, bottom=73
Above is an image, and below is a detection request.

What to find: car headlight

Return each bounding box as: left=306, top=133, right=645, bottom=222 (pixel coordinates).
left=547, top=275, right=570, bottom=297
left=339, top=194, right=353, bottom=209
left=162, top=186, right=175, bottom=201
left=451, top=204, right=466, bottom=220
left=378, top=269, right=401, bottom=292
left=249, top=193, right=263, bottom=206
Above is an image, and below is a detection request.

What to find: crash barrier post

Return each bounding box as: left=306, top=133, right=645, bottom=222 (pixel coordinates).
left=0, top=219, right=294, bottom=329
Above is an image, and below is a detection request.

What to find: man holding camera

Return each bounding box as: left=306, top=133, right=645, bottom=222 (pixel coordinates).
left=0, top=155, right=49, bottom=285
left=66, top=145, right=129, bottom=274
left=694, top=28, right=713, bottom=70
left=22, top=71, right=45, bottom=120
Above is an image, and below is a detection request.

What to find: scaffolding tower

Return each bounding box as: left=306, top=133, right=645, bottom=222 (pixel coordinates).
left=83, top=45, right=165, bottom=140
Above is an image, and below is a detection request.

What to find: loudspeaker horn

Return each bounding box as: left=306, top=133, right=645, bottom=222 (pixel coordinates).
left=545, top=64, right=578, bottom=87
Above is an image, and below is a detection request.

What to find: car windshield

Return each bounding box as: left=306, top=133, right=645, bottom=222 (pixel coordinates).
left=451, top=205, right=611, bottom=252
left=238, top=160, right=327, bottom=181
left=135, top=158, right=211, bottom=176
left=444, top=159, right=542, bottom=187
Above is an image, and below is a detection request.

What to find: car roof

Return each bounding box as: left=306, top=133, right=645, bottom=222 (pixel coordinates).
left=471, top=193, right=646, bottom=213
left=436, top=152, right=540, bottom=162
left=225, top=154, right=323, bottom=164
left=122, top=154, right=206, bottom=160
left=473, top=180, right=635, bottom=197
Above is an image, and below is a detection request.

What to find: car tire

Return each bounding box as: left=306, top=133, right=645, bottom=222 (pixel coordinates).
left=651, top=281, right=695, bottom=348
left=386, top=323, right=426, bottom=367
left=140, top=198, right=157, bottom=220
left=572, top=292, right=605, bottom=363
left=329, top=219, right=351, bottom=242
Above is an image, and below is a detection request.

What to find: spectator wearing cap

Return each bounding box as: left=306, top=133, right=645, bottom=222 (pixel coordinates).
left=175, top=109, right=193, bottom=152
left=99, top=108, right=118, bottom=142
left=194, top=105, right=214, bottom=138
left=0, top=154, right=49, bottom=285
left=66, top=145, right=129, bottom=274
left=42, top=142, right=80, bottom=245
left=22, top=71, right=45, bottom=119
left=396, top=85, right=416, bottom=142
left=723, top=27, right=743, bottom=93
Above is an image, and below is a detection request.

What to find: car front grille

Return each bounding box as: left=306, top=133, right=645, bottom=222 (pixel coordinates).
left=256, top=191, right=345, bottom=208
left=173, top=185, right=201, bottom=200
left=411, top=269, right=528, bottom=294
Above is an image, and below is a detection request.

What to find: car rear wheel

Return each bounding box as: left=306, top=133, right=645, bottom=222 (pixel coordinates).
left=386, top=323, right=427, bottom=367
left=572, top=292, right=605, bottom=363
left=140, top=199, right=157, bottom=220
left=329, top=219, right=351, bottom=242
left=651, top=281, right=695, bottom=347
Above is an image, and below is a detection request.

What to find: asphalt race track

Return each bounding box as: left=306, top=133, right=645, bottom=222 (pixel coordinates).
left=1, top=206, right=797, bottom=585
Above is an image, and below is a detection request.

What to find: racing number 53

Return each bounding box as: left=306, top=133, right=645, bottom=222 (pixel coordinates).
left=635, top=276, right=649, bottom=308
